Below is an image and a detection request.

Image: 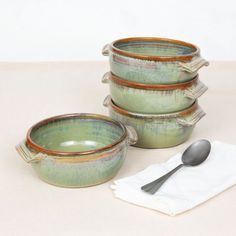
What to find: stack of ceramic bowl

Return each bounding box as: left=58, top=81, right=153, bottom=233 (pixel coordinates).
left=102, top=37, right=209, bottom=148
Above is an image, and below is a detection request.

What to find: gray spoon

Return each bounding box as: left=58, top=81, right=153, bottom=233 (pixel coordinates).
left=141, top=139, right=211, bottom=194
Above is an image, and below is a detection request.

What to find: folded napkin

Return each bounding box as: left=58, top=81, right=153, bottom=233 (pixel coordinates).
left=111, top=141, right=236, bottom=216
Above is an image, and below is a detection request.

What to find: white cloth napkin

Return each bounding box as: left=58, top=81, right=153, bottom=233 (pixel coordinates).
left=111, top=141, right=236, bottom=216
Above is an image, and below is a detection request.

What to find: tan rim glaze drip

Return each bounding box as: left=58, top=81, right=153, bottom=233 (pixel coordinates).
left=109, top=73, right=199, bottom=90
left=26, top=113, right=128, bottom=157
left=110, top=37, right=200, bottom=61
left=110, top=99, right=198, bottom=119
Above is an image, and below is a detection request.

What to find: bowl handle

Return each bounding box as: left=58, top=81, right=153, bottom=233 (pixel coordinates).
left=179, top=56, right=209, bottom=73
left=125, top=126, right=138, bottom=145
left=103, top=95, right=111, bottom=107
left=102, top=44, right=110, bottom=56
left=184, top=80, right=208, bottom=99
left=16, top=141, right=46, bottom=163
left=101, top=72, right=110, bottom=83
left=176, top=107, right=206, bottom=127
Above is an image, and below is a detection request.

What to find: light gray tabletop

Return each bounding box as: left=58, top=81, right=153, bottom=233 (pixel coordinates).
left=1, top=61, right=236, bottom=236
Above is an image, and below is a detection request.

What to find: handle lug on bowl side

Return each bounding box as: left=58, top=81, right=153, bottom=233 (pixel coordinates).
left=184, top=80, right=208, bottom=99
left=125, top=126, right=138, bottom=145
left=16, top=141, right=46, bottom=163
left=176, top=107, right=206, bottom=127
left=102, top=44, right=110, bottom=56
left=102, top=72, right=110, bottom=83
left=103, top=95, right=111, bottom=107
left=179, top=56, right=209, bottom=73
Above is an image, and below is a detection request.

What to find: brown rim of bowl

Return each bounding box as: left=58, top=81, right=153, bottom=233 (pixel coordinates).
left=110, top=37, right=199, bottom=61
left=109, top=72, right=199, bottom=90
left=109, top=97, right=198, bottom=118
left=26, top=113, right=128, bottom=157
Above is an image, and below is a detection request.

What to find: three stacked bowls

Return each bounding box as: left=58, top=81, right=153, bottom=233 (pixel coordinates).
left=102, top=37, right=209, bottom=148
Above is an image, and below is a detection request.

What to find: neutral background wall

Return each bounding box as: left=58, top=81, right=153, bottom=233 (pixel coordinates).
left=0, top=0, right=235, bottom=61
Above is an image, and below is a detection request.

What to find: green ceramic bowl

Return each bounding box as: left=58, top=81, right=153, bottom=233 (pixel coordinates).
left=16, top=113, right=137, bottom=187
left=104, top=96, right=206, bottom=148
left=102, top=37, right=209, bottom=84
left=102, top=72, right=207, bottom=114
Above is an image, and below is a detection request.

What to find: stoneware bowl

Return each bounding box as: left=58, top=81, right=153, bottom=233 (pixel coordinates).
left=103, top=96, right=205, bottom=148
left=102, top=72, right=207, bottom=114
left=102, top=37, right=209, bottom=84
left=16, top=113, right=137, bottom=187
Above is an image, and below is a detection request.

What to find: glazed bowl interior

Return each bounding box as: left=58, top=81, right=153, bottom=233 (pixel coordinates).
left=113, top=39, right=196, bottom=57
left=29, top=116, right=125, bottom=153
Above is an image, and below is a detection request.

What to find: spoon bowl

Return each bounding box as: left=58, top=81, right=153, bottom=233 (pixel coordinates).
left=182, top=139, right=211, bottom=166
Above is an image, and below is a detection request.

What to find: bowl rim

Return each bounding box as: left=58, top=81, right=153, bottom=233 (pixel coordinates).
left=109, top=72, right=199, bottom=90
left=110, top=37, right=200, bottom=61
left=108, top=97, right=198, bottom=119
left=26, top=113, right=128, bottom=156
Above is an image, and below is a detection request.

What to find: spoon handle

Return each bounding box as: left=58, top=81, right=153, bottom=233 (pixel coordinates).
left=141, top=164, right=184, bottom=194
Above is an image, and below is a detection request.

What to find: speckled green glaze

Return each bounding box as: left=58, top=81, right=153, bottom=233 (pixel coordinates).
left=16, top=114, right=137, bottom=187
left=102, top=72, right=207, bottom=114
left=21, top=143, right=127, bottom=187
left=104, top=96, right=206, bottom=148
left=102, top=38, right=209, bottom=84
